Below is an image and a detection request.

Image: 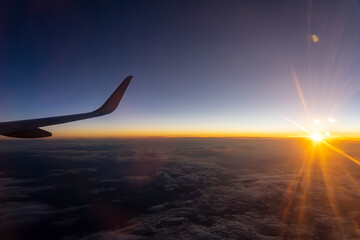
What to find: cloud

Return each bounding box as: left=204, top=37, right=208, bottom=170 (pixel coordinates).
left=46, top=168, right=98, bottom=177
left=0, top=202, right=51, bottom=229
left=1, top=139, right=360, bottom=239
left=90, top=188, right=115, bottom=194
left=0, top=178, right=54, bottom=198
left=78, top=158, right=360, bottom=239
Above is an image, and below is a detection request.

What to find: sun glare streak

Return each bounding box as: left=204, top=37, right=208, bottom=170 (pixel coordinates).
left=284, top=116, right=332, bottom=142
left=297, top=147, right=316, bottom=226
left=318, top=147, right=346, bottom=235
left=322, top=141, right=360, bottom=165
left=290, top=63, right=309, bottom=116
left=283, top=116, right=312, bottom=135
left=281, top=1, right=360, bottom=235
left=282, top=114, right=360, bottom=237
left=331, top=154, right=360, bottom=196
left=306, top=0, right=313, bottom=92
left=282, top=147, right=315, bottom=224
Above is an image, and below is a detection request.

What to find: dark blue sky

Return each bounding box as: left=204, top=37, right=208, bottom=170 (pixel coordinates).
left=1, top=0, right=360, bottom=137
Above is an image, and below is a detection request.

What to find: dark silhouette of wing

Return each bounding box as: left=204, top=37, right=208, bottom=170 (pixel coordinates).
left=0, top=76, right=132, bottom=138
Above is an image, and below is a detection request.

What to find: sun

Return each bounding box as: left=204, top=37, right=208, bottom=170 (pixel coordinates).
left=310, top=133, right=322, bottom=141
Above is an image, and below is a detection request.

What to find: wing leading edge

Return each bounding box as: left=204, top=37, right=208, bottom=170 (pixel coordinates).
left=0, top=76, right=132, bottom=138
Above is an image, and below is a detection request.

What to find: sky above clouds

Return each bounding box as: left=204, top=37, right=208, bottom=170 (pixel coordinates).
left=1, top=0, right=360, bottom=137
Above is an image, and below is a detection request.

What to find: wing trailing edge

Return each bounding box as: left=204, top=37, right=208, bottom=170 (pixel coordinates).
left=0, top=76, right=132, bottom=138
left=2, top=128, right=52, bottom=138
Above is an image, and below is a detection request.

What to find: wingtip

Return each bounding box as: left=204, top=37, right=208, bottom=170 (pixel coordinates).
left=95, top=75, right=132, bottom=115
left=123, top=75, right=133, bottom=85
left=125, top=75, right=133, bottom=81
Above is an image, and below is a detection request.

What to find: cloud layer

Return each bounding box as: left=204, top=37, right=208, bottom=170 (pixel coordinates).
left=0, top=138, right=360, bottom=239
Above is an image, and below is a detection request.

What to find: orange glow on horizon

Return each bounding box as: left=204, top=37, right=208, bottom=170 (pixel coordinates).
left=25, top=127, right=360, bottom=139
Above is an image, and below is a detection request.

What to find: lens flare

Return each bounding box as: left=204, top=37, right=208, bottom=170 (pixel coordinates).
left=328, top=118, right=337, bottom=123
left=311, top=34, right=319, bottom=43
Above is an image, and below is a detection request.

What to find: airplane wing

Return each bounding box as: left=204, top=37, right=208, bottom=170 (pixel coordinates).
left=0, top=76, right=132, bottom=138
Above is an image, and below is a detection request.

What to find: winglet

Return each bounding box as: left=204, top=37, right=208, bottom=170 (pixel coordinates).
left=94, top=76, right=132, bottom=115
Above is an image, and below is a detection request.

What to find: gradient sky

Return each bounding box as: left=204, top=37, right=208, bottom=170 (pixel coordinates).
left=1, top=0, right=360, bottom=138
